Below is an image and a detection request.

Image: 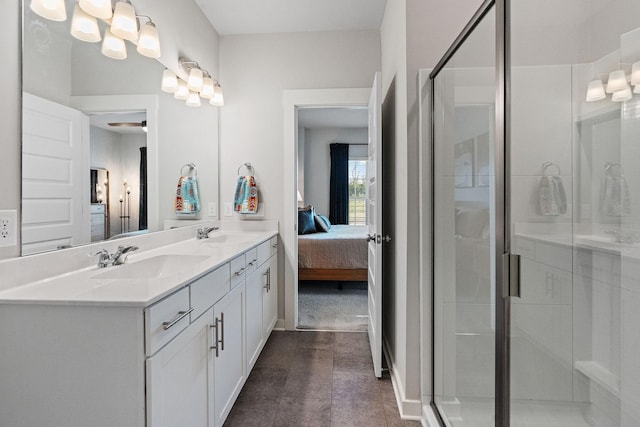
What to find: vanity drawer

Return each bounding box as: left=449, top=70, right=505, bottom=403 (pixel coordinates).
left=256, top=241, right=271, bottom=267
left=230, top=254, right=246, bottom=288
left=270, top=236, right=278, bottom=256
left=190, top=263, right=230, bottom=320
left=145, top=286, right=191, bottom=356
left=245, top=247, right=258, bottom=274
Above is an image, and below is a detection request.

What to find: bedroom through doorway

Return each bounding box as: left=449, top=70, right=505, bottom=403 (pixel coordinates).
left=296, top=106, right=369, bottom=331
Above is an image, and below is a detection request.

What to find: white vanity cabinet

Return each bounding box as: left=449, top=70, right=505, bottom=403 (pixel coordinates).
left=0, top=232, right=278, bottom=427
left=245, top=236, right=279, bottom=370
left=146, top=306, right=214, bottom=427
left=212, top=282, right=246, bottom=426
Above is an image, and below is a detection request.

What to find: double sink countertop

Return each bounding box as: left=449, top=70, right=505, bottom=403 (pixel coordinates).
left=0, top=229, right=277, bottom=307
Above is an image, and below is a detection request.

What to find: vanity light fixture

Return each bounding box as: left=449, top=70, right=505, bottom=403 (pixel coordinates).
left=78, top=0, right=112, bottom=20
left=211, top=83, right=224, bottom=106
left=186, top=91, right=202, bottom=107
left=585, top=79, right=606, bottom=102
left=136, top=17, right=161, bottom=58
left=187, top=68, right=204, bottom=92
left=111, top=0, right=138, bottom=42
left=101, top=27, right=127, bottom=60
left=631, top=62, right=640, bottom=87
left=70, top=4, right=101, bottom=42
left=161, top=69, right=178, bottom=93
left=606, top=70, right=628, bottom=93
left=174, top=80, right=189, bottom=100
left=200, top=75, right=215, bottom=99
left=30, top=0, right=67, bottom=21
left=612, top=86, right=632, bottom=102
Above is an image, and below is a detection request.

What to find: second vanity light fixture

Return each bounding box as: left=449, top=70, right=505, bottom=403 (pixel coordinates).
left=161, top=57, right=225, bottom=107
left=586, top=61, right=640, bottom=102
left=30, top=0, right=161, bottom=60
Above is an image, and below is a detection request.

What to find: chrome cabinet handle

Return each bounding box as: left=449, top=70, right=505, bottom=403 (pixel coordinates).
left=210, top=319, right=219, bottom=357
left=234, top=267, right=246, bottom=276
left=263, top=268, right=270, bottom=291
left=248, top=259, right=257, bottom=266
left=162, top=307, right=194, bottom=330
left=219, top=312, right=225, bottom=352
left=271, top=243, right=278, bottom=248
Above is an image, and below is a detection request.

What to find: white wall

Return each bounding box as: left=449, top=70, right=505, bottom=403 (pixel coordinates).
left=219, top=30, right=381, bottom=319
left=303, top=128, right=368, bottom=216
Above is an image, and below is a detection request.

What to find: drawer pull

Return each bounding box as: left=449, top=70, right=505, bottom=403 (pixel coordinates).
left=162, top=308, right=194, bottom=330
left=234, top=267, right=246, bottom=277
left=248, top=259, right=258, bottom=266
left=271, top=244, right=278, bottom=248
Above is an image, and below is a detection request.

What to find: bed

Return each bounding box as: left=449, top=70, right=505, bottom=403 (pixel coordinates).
left=298, top=225, right=369, bottom=281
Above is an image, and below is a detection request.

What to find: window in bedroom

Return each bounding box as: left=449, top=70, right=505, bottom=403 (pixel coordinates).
left=348, top=159, right=367, bottom=225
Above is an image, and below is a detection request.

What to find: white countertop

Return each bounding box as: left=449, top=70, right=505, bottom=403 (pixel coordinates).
left=0, top=230, right=277, bottom=307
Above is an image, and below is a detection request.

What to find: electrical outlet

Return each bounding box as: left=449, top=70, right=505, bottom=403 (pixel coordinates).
left=207, top=202, right=217, bottom=217
left=0, top=210, right=17, bottom=247
left=224, top=202, right=233, bottom=217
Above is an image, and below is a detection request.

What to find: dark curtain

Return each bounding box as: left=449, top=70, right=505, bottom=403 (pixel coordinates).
left=139, top=147, right=148, bottom=230
left=329, top=143, right=349, bottom=224
left=90, top=169, right=98, bottom=203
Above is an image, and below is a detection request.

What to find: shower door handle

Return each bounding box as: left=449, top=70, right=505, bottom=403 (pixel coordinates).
left=366, top=233, right=377, bottom=242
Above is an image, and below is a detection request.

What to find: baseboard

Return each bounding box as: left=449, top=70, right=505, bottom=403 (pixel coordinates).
left=422, top=404, right=443, bottom=427
left=382, top=337, right=423, bottom=420
left=274, top=318, right=285, bottom=330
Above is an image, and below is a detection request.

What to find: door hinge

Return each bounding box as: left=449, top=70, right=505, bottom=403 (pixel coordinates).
left=502, top=253, right=521, bottom=298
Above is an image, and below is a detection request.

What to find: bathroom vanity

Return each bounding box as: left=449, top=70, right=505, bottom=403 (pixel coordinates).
left=0, top=226, right=278, bottom=427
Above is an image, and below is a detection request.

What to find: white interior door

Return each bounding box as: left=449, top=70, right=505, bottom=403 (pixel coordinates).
left=367, top=72, right=383, bottom=378
left=22, top=93, right=89, bottom=255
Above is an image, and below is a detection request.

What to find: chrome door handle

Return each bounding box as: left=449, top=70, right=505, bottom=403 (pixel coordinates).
left=210, top=319, right=219, bottom=357
left=162, top=307, right=194, bottom=330
left=219, top=312, right=225, bottom=351
left=366, top=233, right=376, bottom=242
left=263, top=268, right=270, bottom=291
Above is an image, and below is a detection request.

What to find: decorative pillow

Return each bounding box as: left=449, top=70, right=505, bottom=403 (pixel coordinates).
left=314, top=213, right=332, bottom=232
left=298, top=206, right=317, bottom=235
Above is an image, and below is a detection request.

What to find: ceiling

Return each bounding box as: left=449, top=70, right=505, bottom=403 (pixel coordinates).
left=194, top=0, right=387, bottom=35
left=298, top=107, right=368, bottom=129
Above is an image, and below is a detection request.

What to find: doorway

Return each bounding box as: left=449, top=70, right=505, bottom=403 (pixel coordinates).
left=295, top=107, right=369, bottom=331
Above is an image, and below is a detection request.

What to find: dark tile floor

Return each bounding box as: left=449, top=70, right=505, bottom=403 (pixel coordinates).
left=224, top=331, right=421, bottom=427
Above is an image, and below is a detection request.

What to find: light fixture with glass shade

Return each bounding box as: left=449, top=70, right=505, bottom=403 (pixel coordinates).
left=174, top=80, right=189, bottom=100
left=187, top=68, right=204, bottom=92
left=79, top=0, right=112, bottom=19
left=111, top=0, right=138, bottom=41
left=606, top=70, right=628, bottom=93
left=612, top=86, right=632, bottom=102
left=186, top=91, right=202, bottom=107
left=161, top=69, right=178, bottom=93
left=631, top=61, right=640, bottom=87
left=211, top=83, right=224, bottom=106
left=30, top=0, right=67, bottom=21
left=101, top=28, right=127, bottom=60
left=70, top=4, right=101, bottom=42
left=200, top=75, right=215, bottom=99
left=585, top=79, right=606, bottom=102
left=136, top=17, right=161, bottom=58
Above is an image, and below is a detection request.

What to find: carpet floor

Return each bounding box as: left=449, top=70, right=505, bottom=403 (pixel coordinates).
left=297, top=281, right=368, bottom=331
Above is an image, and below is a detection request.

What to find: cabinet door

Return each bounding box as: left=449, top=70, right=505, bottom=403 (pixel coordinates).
left=263, top=254, right=278, bottom=337
left=212, top=282, right=245, bottom=427
left=245, top=268, right=265, bottom=371
left=146, top=307, right=214, bottom=427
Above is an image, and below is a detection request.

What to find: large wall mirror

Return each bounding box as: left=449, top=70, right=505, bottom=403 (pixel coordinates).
left=21, top=0, right=219, bottom=255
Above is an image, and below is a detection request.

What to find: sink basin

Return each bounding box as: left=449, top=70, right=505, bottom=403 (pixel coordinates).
left=201, top=232, right=262, bottom=245
left=92, top=254, right=209, bottom=280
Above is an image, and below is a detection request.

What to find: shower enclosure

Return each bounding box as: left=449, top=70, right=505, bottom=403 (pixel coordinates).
left=426, top=0, right=640, bottom=425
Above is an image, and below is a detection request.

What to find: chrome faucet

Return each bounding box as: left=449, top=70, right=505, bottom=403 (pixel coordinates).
left=90, top=249, right=111, bottom=268
left=111, top=245, right=139, bottom=265
left=197, top=226, right=219, bottom=239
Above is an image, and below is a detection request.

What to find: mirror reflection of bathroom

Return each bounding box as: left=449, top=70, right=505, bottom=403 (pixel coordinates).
left=89, top=112, right=148, bottom=241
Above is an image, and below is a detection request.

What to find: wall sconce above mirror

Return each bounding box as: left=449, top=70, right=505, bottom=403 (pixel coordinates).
left=160, top=57, right=224, bottom=107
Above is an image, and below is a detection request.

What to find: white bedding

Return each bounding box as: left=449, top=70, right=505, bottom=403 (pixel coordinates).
left=298, top=225, right=368, bottom=269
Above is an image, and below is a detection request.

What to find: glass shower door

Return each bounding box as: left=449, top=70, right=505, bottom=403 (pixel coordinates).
left=432, top=5, right=497, bottom=425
